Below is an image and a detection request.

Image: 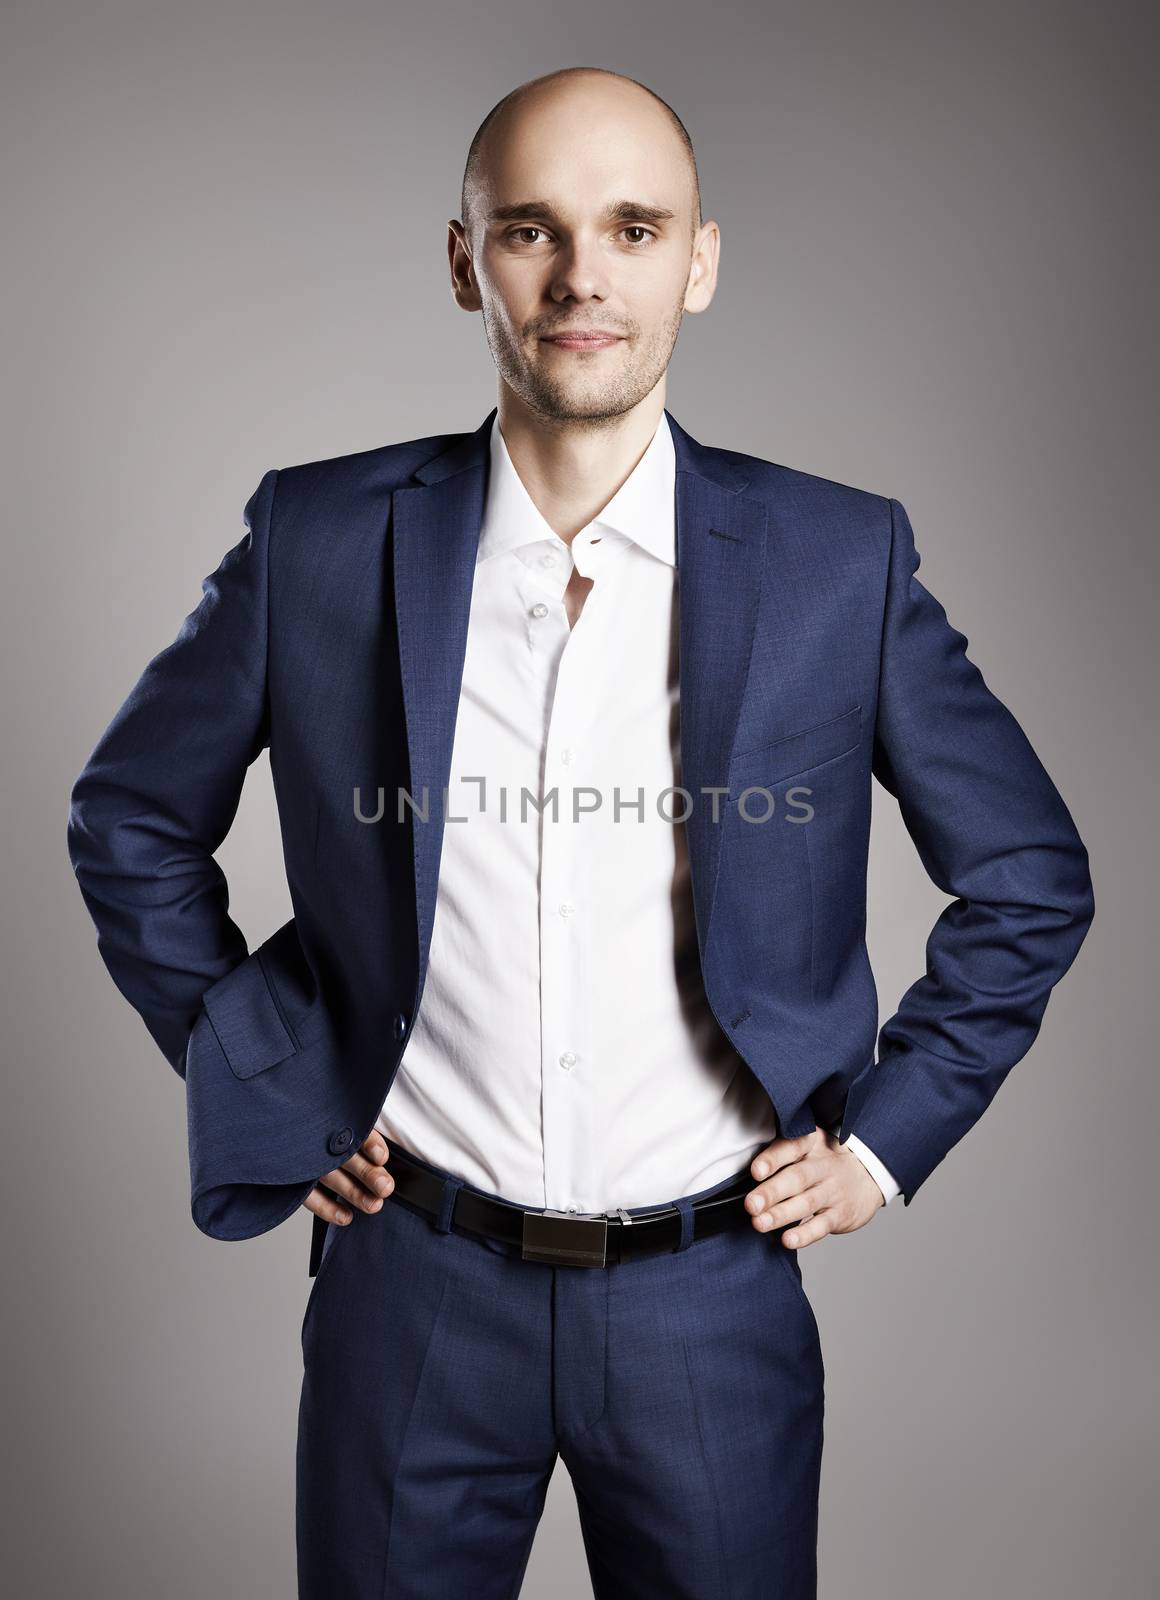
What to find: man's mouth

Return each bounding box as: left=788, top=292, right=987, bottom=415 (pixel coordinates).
left=539, top=332, right=624, bottom=351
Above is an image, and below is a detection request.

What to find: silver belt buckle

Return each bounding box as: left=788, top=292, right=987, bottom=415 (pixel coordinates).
left=522, top=1207, right=609, bottom=1267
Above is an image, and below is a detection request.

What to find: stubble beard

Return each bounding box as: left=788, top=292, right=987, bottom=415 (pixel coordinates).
left=482, top=299, right=686, bottom=429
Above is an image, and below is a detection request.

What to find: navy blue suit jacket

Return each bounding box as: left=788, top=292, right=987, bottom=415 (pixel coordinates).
left=67, top=409, right=1094, bottom=1245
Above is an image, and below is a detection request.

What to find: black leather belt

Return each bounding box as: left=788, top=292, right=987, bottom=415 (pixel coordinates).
left=308, top=1141, right=770, bottom=1274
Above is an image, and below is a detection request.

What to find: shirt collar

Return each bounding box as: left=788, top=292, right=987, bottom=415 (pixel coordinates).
left=476, top=409, right=676, bottom=570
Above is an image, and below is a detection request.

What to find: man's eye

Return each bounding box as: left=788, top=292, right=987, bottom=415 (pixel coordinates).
left=507, top=226, right=657, bottom=246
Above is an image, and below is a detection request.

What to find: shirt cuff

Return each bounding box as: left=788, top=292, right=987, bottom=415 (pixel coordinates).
left=824, top=1124, right=902, bottom=1205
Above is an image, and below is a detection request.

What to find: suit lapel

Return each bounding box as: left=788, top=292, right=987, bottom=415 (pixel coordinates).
left=389, top=406, right=767, bottom=983
left=666, top=411, right=767, bottom=954
left=392, top=414, right=492, bottom=981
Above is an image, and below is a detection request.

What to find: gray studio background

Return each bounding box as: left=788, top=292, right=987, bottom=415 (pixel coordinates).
left=4, top=1, right=1155, bottom=1595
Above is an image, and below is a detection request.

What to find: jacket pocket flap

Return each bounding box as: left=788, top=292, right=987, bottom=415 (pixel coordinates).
left=201, top=952, right=298, bottom=1080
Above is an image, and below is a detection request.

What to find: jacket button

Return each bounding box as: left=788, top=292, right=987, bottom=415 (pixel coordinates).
left=327, top=1127, right=353, bottom=1157
left=393, top=1011, right=408, bottom=1040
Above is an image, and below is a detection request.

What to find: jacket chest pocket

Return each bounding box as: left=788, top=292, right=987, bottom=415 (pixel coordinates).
left=727, top=704, right=862, bottom=796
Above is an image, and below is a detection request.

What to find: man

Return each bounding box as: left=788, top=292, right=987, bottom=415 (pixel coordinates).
left=67, top=65, right=1094, bottom=1600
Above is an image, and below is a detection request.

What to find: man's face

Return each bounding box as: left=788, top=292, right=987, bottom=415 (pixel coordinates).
left=451, top=81, right=716, bottom=424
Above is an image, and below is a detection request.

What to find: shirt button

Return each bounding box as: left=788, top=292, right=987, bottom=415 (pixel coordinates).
left=558, top=901, right=575, bottom=918
left=560, top=747, right=574, bottom=765
left=559, top=1050, right=577, bottom=1069
left=530, top=602, right=549, bottom=619
left=565, top=1203, right=579, bottom=1213
left=539, top=553, right=557, bottom=567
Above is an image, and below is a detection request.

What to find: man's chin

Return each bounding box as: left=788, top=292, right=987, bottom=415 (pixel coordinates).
left=525, top=381, right=643, bottom=425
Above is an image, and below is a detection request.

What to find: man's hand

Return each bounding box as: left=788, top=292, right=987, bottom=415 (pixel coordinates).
left=303, top=1134, right=395, bottom=1225
left=746, top=1127, right=885, bottom=1249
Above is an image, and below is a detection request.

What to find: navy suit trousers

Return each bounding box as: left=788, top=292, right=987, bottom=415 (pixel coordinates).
left=297, top=1146, right=825, bottom=1598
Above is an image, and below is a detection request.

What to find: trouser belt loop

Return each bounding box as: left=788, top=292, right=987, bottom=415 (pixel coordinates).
left=673, top=1194, right=696, bottom=1253
left=435, top=1173, right=464, bottom=1234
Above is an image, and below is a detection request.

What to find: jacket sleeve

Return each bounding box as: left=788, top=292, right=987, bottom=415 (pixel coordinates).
left=839, top=496, right=1095, bottom=1204
left=66, top=468, right=279, bottom=1078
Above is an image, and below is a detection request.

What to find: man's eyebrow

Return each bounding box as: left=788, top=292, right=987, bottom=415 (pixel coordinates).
left=485, top=199, right=678, bottom=226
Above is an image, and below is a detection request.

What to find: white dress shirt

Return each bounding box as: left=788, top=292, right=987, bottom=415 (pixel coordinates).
left=375, top=411, right=901, bottom=1211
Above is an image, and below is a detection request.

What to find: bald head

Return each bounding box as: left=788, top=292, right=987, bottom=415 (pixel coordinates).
left=461, top=67, right=701, bottom=245
left=449, top=67, right=719, bottom=427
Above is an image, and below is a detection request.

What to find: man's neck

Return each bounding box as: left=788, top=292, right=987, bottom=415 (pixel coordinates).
left=494, top=391, right=665, bottom=545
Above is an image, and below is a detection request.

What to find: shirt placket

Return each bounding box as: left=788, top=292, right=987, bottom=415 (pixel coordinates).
left=522, top=535, right=619, bottom=1214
